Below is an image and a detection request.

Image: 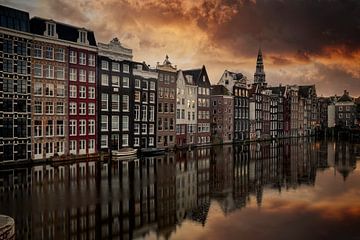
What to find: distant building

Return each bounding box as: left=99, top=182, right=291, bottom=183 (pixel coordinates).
left=210, top=85, right=234, bottom=144
left=156, top=56, right=177, bottom=149
left=334, top=90, right=356, bottom=128
left=183, top=66, right=211, bottom=145
left=287, top=86, right=299, bottom=137
left=299, top=85, right=317, bottom=135
left=317, top=97, right=331, bottom=129
left=0, top=6, right=31, bottom=161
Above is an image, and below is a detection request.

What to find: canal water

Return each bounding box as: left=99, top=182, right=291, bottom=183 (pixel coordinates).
left=0, top=139, right=360, bottom=240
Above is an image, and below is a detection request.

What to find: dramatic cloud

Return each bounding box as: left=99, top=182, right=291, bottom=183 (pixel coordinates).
left=5, top=0, right=360, bottom=96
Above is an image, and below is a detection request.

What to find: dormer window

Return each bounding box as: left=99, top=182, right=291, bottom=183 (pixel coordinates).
left=78, top=30, right=87, bottom=44
left=45, top=22, right=57, bottom=37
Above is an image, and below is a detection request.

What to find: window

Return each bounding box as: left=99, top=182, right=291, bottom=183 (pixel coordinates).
left=79, top=86, right=86, bottom=98
left=46, top=142, right=54, bottom=155
left=142, top=124, right=147, bottom=134
left=88, top=71, right=95, bottom=83
left=34, top=143, right=42, bottom=156
left=70, top=51, right=77, bottom=64
left=112, top=116, right=119, bottom=131
left=135, top=79, right=141, bottom=88
left=149, top=137, right=154, bottom=146
left=101, top=74, right=109, bottom=86
left=17, top=79, right=27, bottom=94
left=122, top=134, right=129, bottom=146
left=46, top=120, right=54, bottom=136
left=16, top=41, right=27, bottom=56
left=46, top=23, right=56, bottom=37
left=122, top=95, right=129, bottom=111
left=79, top=120, right=86, bottom=135
left=79, top=69, right=86, bottom=82
left=88, top=120, right=95, bottom=135
left=56, top=142, right=64, bottom=154
left=17, top=60, right=27, bottom=74
left=3, top=39, right=13, bottom=53
left=45, top=46, right=54, bottom=59
left=45, top=84, right=54, bottom=96
left=69, top=120, right=77, bottom=136
left=88, top=54, right=95, bottom=66
left=79, top=102, right=86, bottom=115
left=56, top=102, right=64, bottom=114
left=69, top=102, right=77, bottom=115
left=79, top=31, right=87, bottom=44
left=70, top=68, right=77, bottom=81
left=135, top=105, right=140, bottom=121
left=134, top=138, right=139, bottom=146
left=123, top=64, right=129, bottom=73
left=55, top=66, right=65, bottom=80
left=34, top=101, right=42, bottom=114
left=149, top=106, right=155, bottom=121
left=149, top=124, right=154, bottom=134
left=122, top=77, right=129, bottom=88
left=101, top=60, right=108, bottom=70
left=101, top=115, right=108, bottom=131
left=142, top=105, right=147, bottom=121
left=135, top=91, right=141, bottom=102
left=112, top=94, right=119, bottom=111
left=55, top=48, right=65, bottom=61
left=34, top=120, right=42, bottom=137
left=88, top=139, right=95, bottom=152
left=3, top=59, right=13, bottom=73
left=70, top=85, right=77, bottom=98
left=79, top=52, right=86, bottom=65
left=56, top=120, right=64, bottom=136
left=101, top=135, right=108, bottom=148
left=34, top=44, right=42, bottom=58
left=142, top=80, right=148, bottom=90
left=88, top=103, right=95, bottom=115
left=3, top=79, right=13, bottom=92
left=34, top=63, right=42, bottom=77
left=45, top=65, right=54, bottom=79
left=150, top=82, right=155, bottom=90
left=68, top=140, right=76, bottom=154
left=134, top=124, right=140, bottom=134
left=88, top=87, right=95, bottom=99
left=149, top=93, right=155, bottom=103
left=101, top=94, right=108, bottom=111
left=112, top=62, right=120, bottom=72
left=122, top=116, right=129, bottom=131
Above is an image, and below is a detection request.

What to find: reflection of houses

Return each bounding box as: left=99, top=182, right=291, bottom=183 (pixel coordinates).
left=334, top=142, right=356, bottom=180
left=175, top=150, right=197, bottom=223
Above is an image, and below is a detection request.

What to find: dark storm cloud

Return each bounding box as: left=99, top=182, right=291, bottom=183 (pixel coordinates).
left=201, top=0, right=360, bottom=58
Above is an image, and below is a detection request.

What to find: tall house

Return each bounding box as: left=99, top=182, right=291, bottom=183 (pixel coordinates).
left=299, top=85, right=317, bottom=136
left=0, top=6, right=31, bottom=162
left=210, top=85, right=234, bottom=144
left=261, top=89, right=271, bottom=140
left=97, top=38, right=133, bottom=152
left=268, top=86, right=287, bottom=138
left=176, top=70, right=197, bottom=147
left=334, top=90, right=356, bottom=128
left=156, top=56, right=177, bottom=149
left=132, top=62, right=158, bottom=150
left=183, top=66, right=211, bottom=145
left=287, top=86, right=299, bottom=137
left=30, top=20, right=68, bottom=160
left=218, top=70, right=249, bottom=142
left=30, top=17, right=98, bottom=157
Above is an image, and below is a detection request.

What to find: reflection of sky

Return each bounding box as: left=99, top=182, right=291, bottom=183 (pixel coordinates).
left=146, top=160, right=360, bottom=240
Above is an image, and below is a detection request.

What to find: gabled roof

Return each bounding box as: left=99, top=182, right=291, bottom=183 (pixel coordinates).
left=177, top=70, right=196, bottom=85
left=337, top=90, right=353, bottom=103
left=183, top=65, right=210, bottom=87
left=267, top=86, right=286, bottom=96
left=30, top=17, right=97, bottom=46
left=211, top=85, right=231, bottom=96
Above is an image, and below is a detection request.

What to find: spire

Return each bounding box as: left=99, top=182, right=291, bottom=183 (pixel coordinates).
left=254, top=47, right=266, bottom=85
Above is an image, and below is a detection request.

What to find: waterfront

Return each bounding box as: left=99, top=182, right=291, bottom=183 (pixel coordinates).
left=0, top=139, right=360, bottom=240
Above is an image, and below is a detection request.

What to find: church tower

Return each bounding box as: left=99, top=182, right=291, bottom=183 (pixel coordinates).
left=254, top=48, right=266, bottom=86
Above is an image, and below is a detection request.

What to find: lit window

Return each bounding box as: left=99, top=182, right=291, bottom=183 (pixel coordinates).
left=101, top=60, right=108, bottom=70
left=70, top=51, right=77, bottom=64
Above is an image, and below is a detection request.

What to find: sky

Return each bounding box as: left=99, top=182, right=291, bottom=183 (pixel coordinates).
left=3, top=0, right=360, bottom=96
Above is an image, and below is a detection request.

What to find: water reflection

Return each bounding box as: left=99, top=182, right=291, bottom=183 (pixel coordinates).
left=0, top=139, right=359, bottom=240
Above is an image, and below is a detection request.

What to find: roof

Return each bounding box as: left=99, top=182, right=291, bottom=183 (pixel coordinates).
left=267, top=86, right=286, bottom=96
left=211, top=85, right=231, bottom=96
left=0, top=5, right=30, bottom=32
left=183, top=65, right=210, bottom=87
left=337, top=90, right=353, bottom=103
left=299, top=85, right=316, bottom=98
left=30, top=17, right=97, bottom=46
left=177, top=70, right=196, bottom=85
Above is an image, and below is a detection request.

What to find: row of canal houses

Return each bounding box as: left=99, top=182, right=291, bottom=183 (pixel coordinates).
left=0, top=5, right=318, bottom=163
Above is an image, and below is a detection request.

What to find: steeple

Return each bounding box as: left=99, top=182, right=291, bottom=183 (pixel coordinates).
left=254, top=48, right=266, bottom=85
